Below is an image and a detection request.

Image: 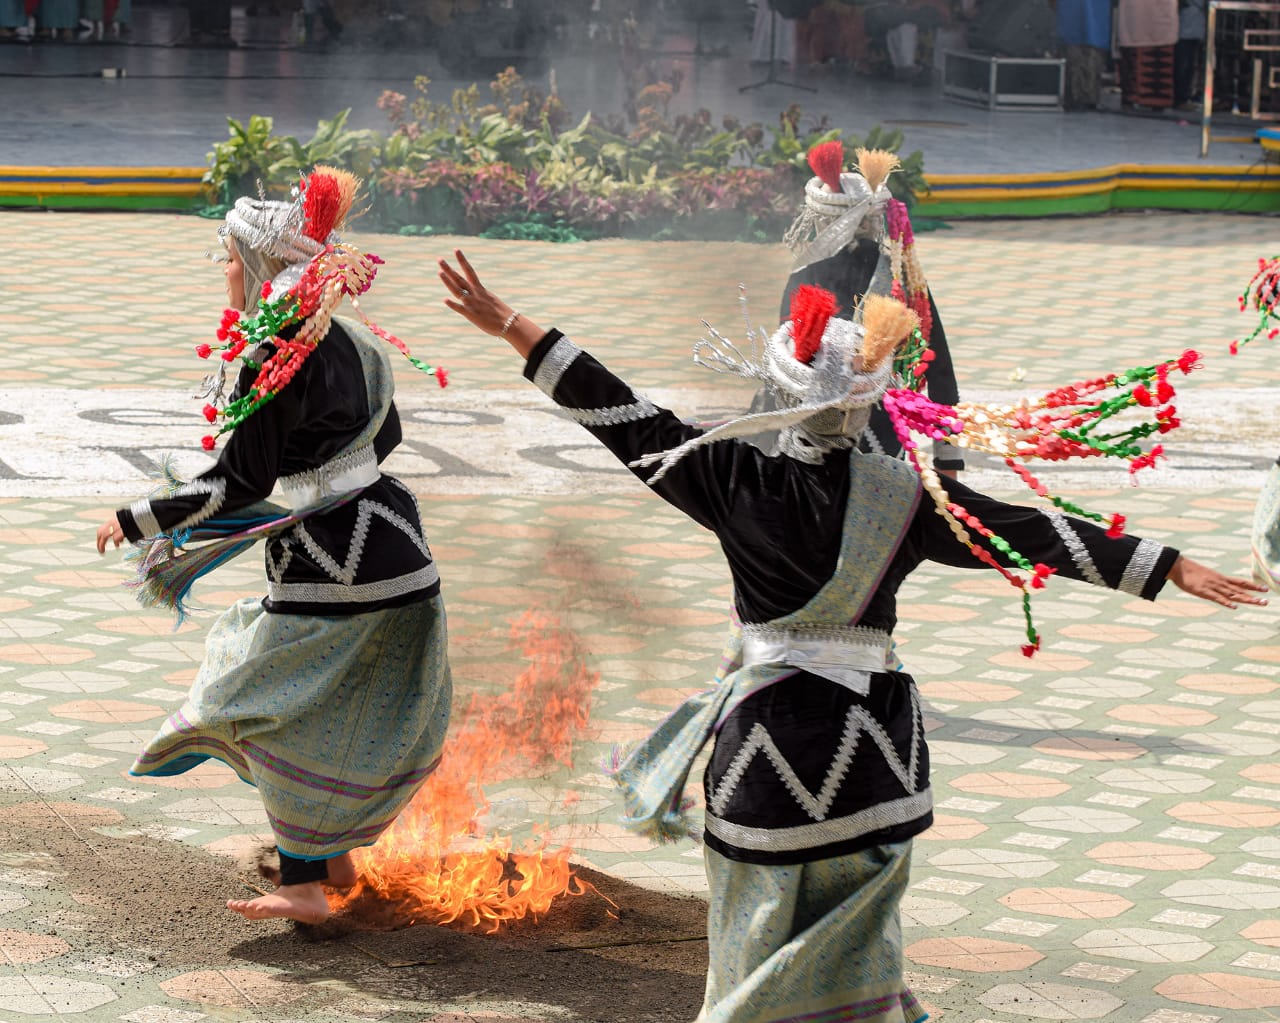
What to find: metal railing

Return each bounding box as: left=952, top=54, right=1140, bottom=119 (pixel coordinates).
left=1201, top=0, right=1280, bottom=155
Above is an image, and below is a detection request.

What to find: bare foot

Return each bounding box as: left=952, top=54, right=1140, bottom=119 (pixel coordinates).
left=324, top=852, right=357, bottom=889
left=227, top=882, right=330, bottom=924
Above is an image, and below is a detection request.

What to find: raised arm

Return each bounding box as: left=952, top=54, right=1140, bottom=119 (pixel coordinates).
left=438, top=250, right=740, bottom=532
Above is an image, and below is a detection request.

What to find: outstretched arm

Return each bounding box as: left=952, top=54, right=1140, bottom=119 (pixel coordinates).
left=1167, top=555, right=1266, bottom=609
left=94, top=342, right=304, bottom=555
left=920, top=475, right=1266, bottom=609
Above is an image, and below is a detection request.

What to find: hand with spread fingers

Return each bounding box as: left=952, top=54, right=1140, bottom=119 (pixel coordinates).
left=1168, top=556, right=1269, bottom=609
left=95, top=515, right=126, bottom=555
left=439, top=250, right=545, bottom=358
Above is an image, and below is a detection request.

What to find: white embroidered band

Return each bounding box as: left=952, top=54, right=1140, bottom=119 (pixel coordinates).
left=280, top=445, right=379, bottom=511
left=532, top=336, right=583, bottom=398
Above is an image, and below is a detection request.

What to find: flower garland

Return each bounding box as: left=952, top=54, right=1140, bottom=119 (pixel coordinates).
left=1232, top=254, right=1280, bottom=354
left=885, top=198, right=933, bottom=343
left=882, top=348, right=1202, bottom=655
left=196, top=243, right=446, bottom=450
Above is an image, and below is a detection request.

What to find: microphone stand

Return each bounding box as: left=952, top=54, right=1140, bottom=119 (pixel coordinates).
left=741, top=2, right=816, bottom=93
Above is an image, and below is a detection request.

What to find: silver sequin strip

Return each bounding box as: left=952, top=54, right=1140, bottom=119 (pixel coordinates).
left=1119, top=538, right=1164, bottom=597
left=279, top=445, right=377, bottom=497
left=741, top=623, right=891, bottom=647
left=129, top=498, right=162, bottom=540
left=268, top=564, right=440, bottom=605
left=1044, top=510, right=1107, bottom=588
left=532, top=336, right=583, bottom=398
left=705, top=787, right=933, bottom=854
left=167, top=478, right=228, bottom=533
left=561, top=397, right=661, bottom=428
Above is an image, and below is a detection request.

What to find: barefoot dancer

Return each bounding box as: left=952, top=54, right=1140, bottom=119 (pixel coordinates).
left=438, top=248, right=1264, bottom=1023
left=95, top=169, right=451, bottom=925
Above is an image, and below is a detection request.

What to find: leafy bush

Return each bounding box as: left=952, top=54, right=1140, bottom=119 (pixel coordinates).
left=201, top=69, right=928, bottom=243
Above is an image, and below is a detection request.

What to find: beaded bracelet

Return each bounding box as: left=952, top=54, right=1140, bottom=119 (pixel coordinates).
left=499, top=311, right=521, bottom=339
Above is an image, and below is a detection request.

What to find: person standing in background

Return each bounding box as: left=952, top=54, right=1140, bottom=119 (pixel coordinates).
left=0, top=0, right=36, bottom=39
left=301, top=0, right=342, bottom=45
left=751, top=0, right=800, bottom=66
left=1175, top=0, right=1208, bottom=108
left=78, top=0, right=130, bottom=39
left=1057, top=0, right=1111, bottom=109
left=187, top=0, right=233, bottom=46
left=1117, top=0, right=1180, bottom=109
left=38, top=0, right=79, bottom=37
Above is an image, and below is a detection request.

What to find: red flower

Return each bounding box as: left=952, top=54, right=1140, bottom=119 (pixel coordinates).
left=195, top=344, right=212, bottom=359
left=1106, top=513, right=1126, bottom=538
left=1132, top=383, right=1153, bottom=407
left=434, top=365, right=449, bottom=388
left=1021, top=636, right=1041, bottom=658
left=200, top=435, right=216, bottom=451
left=1030, top=563, right=1056, bottom=590
left=1176, top=349, right=1202, bottom=374
left=202, top=404, right=217, bottom=423
left=261, top=281, right=273, bottom=300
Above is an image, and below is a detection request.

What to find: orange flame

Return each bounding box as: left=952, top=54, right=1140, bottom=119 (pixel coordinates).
left=332, top=611, right=603, bottom=932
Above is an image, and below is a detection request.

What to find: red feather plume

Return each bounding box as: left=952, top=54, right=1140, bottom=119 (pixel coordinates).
left=302, top=173, right=342, bottom=242
left=808, top=141, right=844, bottom=193
left=789, top=285, right=838, bottom=365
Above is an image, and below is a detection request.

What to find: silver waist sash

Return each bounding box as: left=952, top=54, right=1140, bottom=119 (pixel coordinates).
left=279, top=445, right=379, bottom=510
left=739, top=624, right=894, bottom=696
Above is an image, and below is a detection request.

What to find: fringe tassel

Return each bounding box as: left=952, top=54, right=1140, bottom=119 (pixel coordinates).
left=128, top=537, right=256, bottom=625
left=126, top=492, right=360, bottom=623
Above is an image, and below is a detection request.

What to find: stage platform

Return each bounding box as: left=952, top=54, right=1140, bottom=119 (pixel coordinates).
left=0, top=34, right=1277, bottom=219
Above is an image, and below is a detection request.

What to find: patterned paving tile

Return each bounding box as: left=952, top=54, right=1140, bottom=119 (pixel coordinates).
left=2, top=211, right=1280, bottom=1021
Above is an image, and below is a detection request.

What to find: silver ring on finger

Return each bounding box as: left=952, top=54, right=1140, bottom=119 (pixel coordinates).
left=460, top=288, right=471, bottom=297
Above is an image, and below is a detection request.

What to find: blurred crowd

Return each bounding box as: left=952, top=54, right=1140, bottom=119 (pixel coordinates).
left=753, top=0, right=1245, bottom=115
left=0, top=0, right=1249, bottom=118
left=0, top=0, right=347, bottom=43
left=0, top=0, right=129, bottom=39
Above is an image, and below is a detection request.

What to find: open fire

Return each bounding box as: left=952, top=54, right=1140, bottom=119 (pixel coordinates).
left=333, top=610, right=604, bottom=931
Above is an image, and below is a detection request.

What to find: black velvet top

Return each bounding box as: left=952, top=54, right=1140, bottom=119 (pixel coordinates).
left=117, top=321, right=440, bottom=616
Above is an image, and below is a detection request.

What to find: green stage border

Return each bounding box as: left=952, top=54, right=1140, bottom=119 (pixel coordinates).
left=2, top=162, right=1278, bottom=219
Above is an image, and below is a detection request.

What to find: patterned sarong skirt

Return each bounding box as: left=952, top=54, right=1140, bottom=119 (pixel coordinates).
left=130, top=594, right=452, bottom=860
left=702, top=842, right=925, bottom=1023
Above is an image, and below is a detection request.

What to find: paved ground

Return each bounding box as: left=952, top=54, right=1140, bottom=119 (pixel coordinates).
left=2, top=209, right=1280, bottom=1021
left=0, top=11, right=1262, bottom=172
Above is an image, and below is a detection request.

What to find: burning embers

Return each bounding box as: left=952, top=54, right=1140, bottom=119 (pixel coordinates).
left=331, top=611, right=605, bottom=932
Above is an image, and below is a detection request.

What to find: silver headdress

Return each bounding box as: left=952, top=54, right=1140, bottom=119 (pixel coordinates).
left=783, top=170, right=891, bottom=272
left=217, top=183, right=343, bottom=301
left=631, top=287, right=915, bottom=482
